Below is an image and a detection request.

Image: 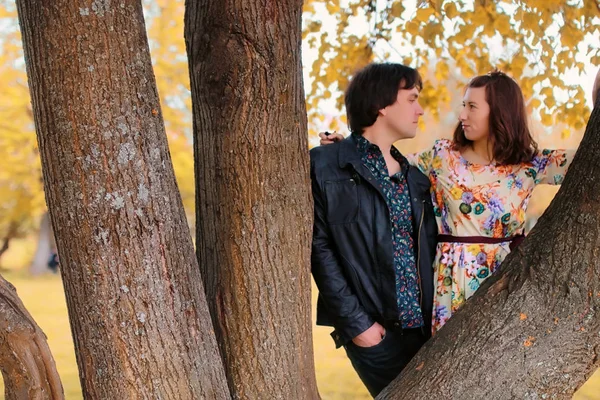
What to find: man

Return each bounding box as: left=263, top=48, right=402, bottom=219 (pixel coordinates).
left=309, top=63, right=437, bottom=397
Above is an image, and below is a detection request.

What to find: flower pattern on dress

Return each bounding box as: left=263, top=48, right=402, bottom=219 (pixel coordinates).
left=407, top=139, right=574, bottom=333
left=355, top=134, right=424, bottom=328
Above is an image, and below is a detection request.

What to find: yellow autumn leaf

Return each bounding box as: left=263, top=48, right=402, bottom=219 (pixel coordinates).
left=325, top=0, right=340, bottom=14
left=435, top=62, right=449, bottom=81
left=493, top=15, right=511, bottom=36
left=529, top=98, right=542, bottom=109
left=511, top=54, right=528, bottom=76
left=560, top=24, right=584, bottom=48
left=444, top=2, right=459, bottom=19
left=540, top=112, right=554, bottom=125
left=415, top=7, right=436, bottom=23
left=390, top=2, right=405, bottom=17
left=522, top=12, right=540, bottom=29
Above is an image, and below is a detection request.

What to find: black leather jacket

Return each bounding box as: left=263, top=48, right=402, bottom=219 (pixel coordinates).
left=310, top=135, right=437, bottom=347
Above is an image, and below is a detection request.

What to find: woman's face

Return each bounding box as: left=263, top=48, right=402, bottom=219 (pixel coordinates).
left=458, top=86, right=490, bottom=143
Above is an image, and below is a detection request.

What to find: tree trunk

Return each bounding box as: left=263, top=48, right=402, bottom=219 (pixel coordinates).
left=29, top=213, right=52, bottom=275
left=0, top=222, right=18, bottom=265
left=0, top=275, right=63, bottom=399
left=379, top=100, right=600, bottom=398
left=0, top=231, right=15, bottom=266
left=0, top=237, right=9, bottom=261
left=16, top=1, right=229, bottom=398
left=184, top=1, right=319, bottom=398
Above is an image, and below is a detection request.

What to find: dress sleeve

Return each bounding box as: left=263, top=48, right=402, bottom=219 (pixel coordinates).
left=531, top=149, right=576, bottom=185
left=406, top=146, right=434, bottom=175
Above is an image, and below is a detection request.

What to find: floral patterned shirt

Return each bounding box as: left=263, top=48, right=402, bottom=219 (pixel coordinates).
left=355, top=134, right=424, bottom=328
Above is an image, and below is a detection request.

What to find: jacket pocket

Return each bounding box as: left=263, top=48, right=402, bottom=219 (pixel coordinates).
left=325, top=179, right=359, bottom=224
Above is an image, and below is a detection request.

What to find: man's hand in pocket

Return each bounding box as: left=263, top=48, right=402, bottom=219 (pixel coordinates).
left=352, top=322, right=386, bottom=348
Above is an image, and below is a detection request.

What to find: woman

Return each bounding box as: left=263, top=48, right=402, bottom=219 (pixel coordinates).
left=320, top=71, right=580, bottom=333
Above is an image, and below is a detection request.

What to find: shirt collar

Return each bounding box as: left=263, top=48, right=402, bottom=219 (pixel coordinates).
left=353, top=133, right=409, bottom=172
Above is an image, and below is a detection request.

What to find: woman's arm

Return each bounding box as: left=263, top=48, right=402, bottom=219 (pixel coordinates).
left=535, top=68, right=600, bottom=184
left=533, top=149, right=576, bottom=185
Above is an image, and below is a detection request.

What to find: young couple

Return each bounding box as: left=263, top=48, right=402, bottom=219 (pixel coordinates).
left=310, top=62, right=597, bottom=397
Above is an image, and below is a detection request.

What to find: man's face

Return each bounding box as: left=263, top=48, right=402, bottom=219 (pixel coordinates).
left=379, top=87, right=424, bottom=140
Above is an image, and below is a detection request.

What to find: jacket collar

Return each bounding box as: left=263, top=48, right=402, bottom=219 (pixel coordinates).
left=338, top=134, right=362, bottom=169
left=338, top=134, right=410, bottom=171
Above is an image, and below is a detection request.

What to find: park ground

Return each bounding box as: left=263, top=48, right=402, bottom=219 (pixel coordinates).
left=0, top=237, right=598, bottom=399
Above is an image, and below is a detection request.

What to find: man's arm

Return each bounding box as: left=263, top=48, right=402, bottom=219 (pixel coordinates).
left=310, top=157, right=377, bottom=344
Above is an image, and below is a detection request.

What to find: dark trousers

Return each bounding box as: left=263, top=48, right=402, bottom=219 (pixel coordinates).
left=344, top=328, right=427, bottom=398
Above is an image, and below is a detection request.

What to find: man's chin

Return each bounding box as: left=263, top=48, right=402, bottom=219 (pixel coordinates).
left=401, top=131, right=417, bottom=139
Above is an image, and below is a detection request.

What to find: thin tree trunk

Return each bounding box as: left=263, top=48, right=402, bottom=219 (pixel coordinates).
left=16, top=1, right=229, bottom=398
left=0, top=275, right=63, bottom=399
left=380, top=99, right=600, bottom=399
left=185, top=1, right=319, bottom=398
left=0, top=238, right=9, bottom=261
left=0, top=222, right=17, bottom=262
left=29, top=213, right=52, bottom=275
left=0, top=222, right=20, bottom=264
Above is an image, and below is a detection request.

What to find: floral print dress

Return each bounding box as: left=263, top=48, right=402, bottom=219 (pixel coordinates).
left=407, top=139, right=574, bottom=333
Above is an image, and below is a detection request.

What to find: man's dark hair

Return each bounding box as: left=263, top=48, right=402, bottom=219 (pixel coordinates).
left=345, top=63, right=423, bottom=135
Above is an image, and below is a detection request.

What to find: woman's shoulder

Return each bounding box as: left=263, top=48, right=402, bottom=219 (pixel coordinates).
left=423, top=138, right=452, bottom=154
left=517, top=149, right=558, bottom=169
left=433, top=138, right=452, bottom=148
left=430, top=138, right=456, bottom=159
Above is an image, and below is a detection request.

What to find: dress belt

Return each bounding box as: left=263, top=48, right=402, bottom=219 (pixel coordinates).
left=437, top=234, right=525, bottom=251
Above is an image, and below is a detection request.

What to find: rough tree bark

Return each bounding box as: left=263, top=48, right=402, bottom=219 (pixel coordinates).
left=16, top=1, right=229, bottom=398
left=184, top=1, right=319, bottom=398
left=380, top=87, right=600, bottom=399
left=0, top=275, right=63, bottom=399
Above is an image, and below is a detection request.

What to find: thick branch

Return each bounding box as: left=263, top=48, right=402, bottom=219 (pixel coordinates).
left=0, top=275, right=63, bottom=399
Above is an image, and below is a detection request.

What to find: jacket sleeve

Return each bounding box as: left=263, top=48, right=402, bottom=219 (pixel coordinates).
left=310, top=158, right=374, bottom=344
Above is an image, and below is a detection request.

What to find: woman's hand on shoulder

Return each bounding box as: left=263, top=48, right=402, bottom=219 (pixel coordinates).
left=318, top=131, right=345, bottom=146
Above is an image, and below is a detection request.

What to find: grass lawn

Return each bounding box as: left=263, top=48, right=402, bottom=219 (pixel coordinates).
left=0, top=238, right=598, bottom=399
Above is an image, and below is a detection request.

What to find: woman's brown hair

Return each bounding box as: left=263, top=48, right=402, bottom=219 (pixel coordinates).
left=453, top=71, right=538, bottom=165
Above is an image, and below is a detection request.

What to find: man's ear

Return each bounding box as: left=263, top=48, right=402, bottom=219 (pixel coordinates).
left=378, top=107, right=387, bottom=117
